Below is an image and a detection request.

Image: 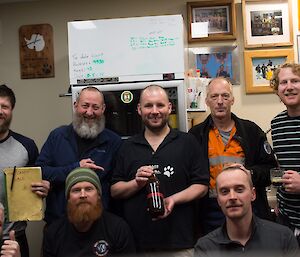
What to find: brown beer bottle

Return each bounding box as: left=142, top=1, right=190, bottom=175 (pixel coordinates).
left=146, top=173, right=165, bottom=218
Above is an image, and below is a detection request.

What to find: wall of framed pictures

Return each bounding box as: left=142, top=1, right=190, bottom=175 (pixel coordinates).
left=187, top=0, right=297, bottom=95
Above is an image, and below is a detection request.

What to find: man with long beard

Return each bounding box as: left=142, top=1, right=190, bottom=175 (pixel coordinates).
left=111, top=85, right=209, bottom=256
left=43, top=167, right=135, bottom=257
left=36, top=87, right=121, bottom=225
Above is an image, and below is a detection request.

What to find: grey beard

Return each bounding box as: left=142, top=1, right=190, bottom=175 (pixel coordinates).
left=72, top=113, right=105, bottom=139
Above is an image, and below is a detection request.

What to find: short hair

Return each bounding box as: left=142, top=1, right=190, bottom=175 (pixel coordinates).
left=0, top=84, right=16, bottom=109
left=216, top=164, right=253, bottom=190
left=139, top=84, right=169, bottom=103
left=76, top=86, right=104, bottom=102
left=270, top=63, right=300, bottom=91
left=206, top=77, right=233, bottom=97
left=0, top=202, right=4, bottom=210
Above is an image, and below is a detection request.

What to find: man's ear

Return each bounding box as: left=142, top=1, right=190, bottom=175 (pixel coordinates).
left=251, top=187, right=256, bottom=202
left=137, top=103, right=141, bottom=115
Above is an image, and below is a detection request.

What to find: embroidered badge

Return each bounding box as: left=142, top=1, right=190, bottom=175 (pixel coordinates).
left=263, top=141, right=272, bottom=155
left=93, top=240, right=109, bottom=256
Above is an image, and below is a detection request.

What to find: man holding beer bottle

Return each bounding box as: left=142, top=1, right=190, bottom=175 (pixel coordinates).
left=111, top=85, right=209, bottom=256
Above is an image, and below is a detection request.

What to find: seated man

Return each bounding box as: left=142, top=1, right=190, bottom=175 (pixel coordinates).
left=0, top=202, right=21, bottom=257
left=43, top=167, right=135, bottom=257
left=194, top=165, right=299, bottom=257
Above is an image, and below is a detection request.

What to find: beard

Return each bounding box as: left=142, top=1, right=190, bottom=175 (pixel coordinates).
left=72, top=112, right=105, bottom=139
left=67, top=198, right=103, bottom=226
left=0, top=114, right=12, bottom=135
left=142, top=114, right=169, bottom=133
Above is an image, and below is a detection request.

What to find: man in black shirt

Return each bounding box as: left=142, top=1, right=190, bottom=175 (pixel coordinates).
left=43, top=167, right=135, bottom=257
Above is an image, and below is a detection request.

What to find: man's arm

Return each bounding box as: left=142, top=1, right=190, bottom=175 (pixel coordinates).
left=111, top=165, right=153, bottom=199
left=163, top=184, right=208, bottom=218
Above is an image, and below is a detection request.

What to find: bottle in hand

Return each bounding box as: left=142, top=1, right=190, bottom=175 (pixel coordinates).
left=146, top=173, right=165, bottom=218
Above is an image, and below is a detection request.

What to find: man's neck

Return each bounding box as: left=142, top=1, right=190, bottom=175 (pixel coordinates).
left=144, top=125, right=170, bottom=151
left=226, top=213, right=253, bottom=246
left=0, top=130, right=9, bottom=141
left=287, top=105, right=300, bottom=117
left=211, top=115, right=234, bottom=132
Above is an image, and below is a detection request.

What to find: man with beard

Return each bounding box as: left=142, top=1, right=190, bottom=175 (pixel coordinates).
left=0, top=84, right=49, bottom=257
left=111, top=85, right=209, bottom=256
left=194, top=165, right=298, bottom=257
left=0, top=203, right=21, bottom=257
left=189, top=77, right=277, bottom=235
left=36, top=86, right=121, bottom=225
left=43, top=167, right=135, bottom=257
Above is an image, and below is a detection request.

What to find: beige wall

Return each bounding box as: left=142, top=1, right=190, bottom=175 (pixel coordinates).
left=0, top=0, right=297, bottom=256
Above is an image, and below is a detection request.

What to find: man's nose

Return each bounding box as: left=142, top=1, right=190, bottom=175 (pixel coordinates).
left=229, top=190, right=237, bottom=199
left=79, top=189, right=87, bottom=198
left=85, top=107, right=94, bottom=116
left=151, top=105, right=159, bottom=113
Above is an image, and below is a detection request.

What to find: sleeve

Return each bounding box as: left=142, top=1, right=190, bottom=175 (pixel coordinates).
left=194, top=238, right=212, bottom=257
left=282, top=229, right=299, bottom=257
left=35, top=130, right=79, bottom=185
left=245, top=124, right=277, bottom=187
left=187, top=133, right=210, bottom=186
left=110, top=143, right=130, bottom=185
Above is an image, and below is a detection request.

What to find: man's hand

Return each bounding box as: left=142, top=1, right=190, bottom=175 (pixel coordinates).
left=31, top=180, right=50, bottom=198
left=282, top=170, right=300, bottom=193
left=1, top=230, right=21, bottom=257
left=135, top=166, right=153, bottom=188
left=79, top=158, right=104, bottom=171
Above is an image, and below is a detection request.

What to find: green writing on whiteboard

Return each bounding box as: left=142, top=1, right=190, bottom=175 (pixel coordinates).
left=130, top=36, right=178, bottom=50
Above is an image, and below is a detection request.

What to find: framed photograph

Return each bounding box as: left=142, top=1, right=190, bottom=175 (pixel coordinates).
left=242, top=0, right=293, bottom=48
left=244, top=48, right=294, bottom=94
left=196, top=52, right=233, bottom=79
left=187, top=0, right=236, bottom=42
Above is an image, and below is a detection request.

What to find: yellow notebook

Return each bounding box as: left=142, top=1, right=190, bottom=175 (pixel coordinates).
left=3, top=167, right=43, bottom=222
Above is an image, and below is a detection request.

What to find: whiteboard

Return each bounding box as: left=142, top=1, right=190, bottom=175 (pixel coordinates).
left=67, top=15, right=185, bottom=85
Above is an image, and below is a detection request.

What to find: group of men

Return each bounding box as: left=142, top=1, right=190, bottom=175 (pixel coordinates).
left=0, top=62, right=299, bottom=257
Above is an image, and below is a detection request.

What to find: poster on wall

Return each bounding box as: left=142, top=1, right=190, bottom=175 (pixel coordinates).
left=19, top=24, right=54, bottom=79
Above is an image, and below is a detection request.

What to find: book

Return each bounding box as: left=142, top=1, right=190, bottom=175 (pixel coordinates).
left=3, top=167, right=43, bottom=221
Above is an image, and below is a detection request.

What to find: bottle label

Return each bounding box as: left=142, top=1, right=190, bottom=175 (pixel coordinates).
left=147, top=192, right=164, bottom=199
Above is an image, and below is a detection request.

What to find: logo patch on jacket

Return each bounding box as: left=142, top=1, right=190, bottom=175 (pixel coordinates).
left=94, top=240, right=109, bottom=256
left=263, top=141, right=272, bottom=155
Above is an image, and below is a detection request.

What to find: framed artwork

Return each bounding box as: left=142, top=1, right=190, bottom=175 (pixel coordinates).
left=244, top=48, right=294, bottom=94
left=196, top=52, right=233, bottom=79
left=187, top=0, right=236, bottom=42
left=19, top=24, right=54, bottom=79
left=242, top=0, right=293, bottom=48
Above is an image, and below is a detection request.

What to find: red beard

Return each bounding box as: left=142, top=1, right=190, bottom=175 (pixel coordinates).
left=67, top=199, right=102, bottom=226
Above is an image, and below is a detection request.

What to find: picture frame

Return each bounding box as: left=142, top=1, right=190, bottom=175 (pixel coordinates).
left=242, top=0, right=293, bottom=48
left=187, top=0, right=236, bottom=42
left=244, top=48, right=294, bottom=94
left=188, top=46, right=240, bottom=84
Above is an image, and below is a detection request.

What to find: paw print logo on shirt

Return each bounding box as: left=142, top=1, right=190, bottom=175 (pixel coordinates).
left=163, top=165, right=174, bottom=177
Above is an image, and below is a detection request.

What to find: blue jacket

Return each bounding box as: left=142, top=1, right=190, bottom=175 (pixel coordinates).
left=36, top=124, right=121, bottom=224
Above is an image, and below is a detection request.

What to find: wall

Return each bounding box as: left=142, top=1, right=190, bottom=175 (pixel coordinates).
left=0, top=0, right=297, bottom=256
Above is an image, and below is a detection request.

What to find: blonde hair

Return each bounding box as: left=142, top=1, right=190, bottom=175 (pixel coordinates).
left=270, top=63, right=300, bottom=91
